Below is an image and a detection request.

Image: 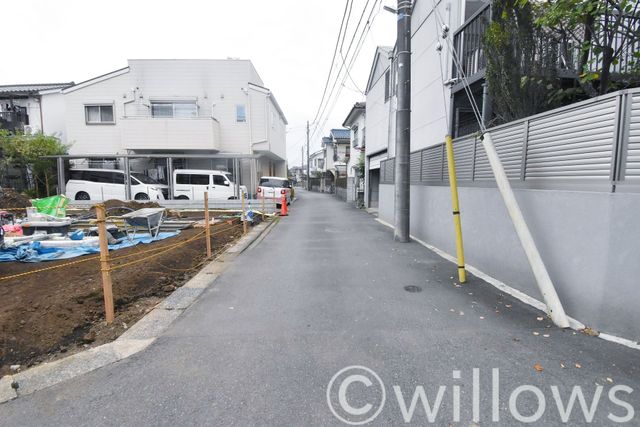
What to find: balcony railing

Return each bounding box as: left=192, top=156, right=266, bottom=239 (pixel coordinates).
left=452, top=4, right=640, bottom=82
left=452, top=4, right=491, bottom=81
left=0, top=111, right=29, bottom=132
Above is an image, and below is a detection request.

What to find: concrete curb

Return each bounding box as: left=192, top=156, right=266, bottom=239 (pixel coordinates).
left=0, top=219, right=278, bottom=404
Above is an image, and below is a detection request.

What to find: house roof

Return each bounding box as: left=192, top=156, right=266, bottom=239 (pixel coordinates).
left=321, top=137, right=332, bottom=145
left=365, top=46, right=394, bottom=94
left=342, top=102, right=366, bottom=127
left=0, top=83, right=74, bottom=96
left=330, top=128, right=350, bottom=140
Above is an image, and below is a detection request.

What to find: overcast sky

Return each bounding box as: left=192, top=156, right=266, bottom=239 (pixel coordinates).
left=1, top=0, right=395, bottom=166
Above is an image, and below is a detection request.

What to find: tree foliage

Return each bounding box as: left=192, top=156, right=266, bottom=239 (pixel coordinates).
left=484, top=0, right=640, bottom=124
left=484, top=0, right=562, bottom=123
left=536, top=0, right=640, bottom=96
left=0, top=130, right=69, bottom=197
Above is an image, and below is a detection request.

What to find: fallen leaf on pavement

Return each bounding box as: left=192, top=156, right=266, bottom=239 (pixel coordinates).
left=543, top=334, right=550, bottom=338
left=533, top=332, right=540, bottom=336
left=560, top=363, right=566, bottom=369
left=607, top=377, right=613, bottom=383
left=536, top=316, right=544, bottom=321
left=534, top=363, right=543, bottom=372
left=575, top=363, right=582, bottom=369
left=580, top=327, right=600, bottom=337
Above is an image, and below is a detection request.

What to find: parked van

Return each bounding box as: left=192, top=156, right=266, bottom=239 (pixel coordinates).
left=65, top=169, right=168, bottom=201
left=172, top=169, right=247, bottom=200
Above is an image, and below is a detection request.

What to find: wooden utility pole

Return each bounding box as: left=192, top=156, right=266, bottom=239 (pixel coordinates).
left=96, top=204, right=114, bottom=324
left=204, top=191, right=212, bottom=258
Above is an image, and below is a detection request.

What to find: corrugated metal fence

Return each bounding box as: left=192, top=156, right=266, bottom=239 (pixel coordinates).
left=381, top=88, right=640, bottom=192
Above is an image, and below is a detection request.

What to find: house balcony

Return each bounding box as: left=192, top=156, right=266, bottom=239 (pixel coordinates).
left=0, top=111, right=29, bottom=133
left=121, top=116, right=221, bottom=152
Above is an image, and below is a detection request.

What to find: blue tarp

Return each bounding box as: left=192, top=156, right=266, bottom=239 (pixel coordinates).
left=0, top=232, right=179, bottom=263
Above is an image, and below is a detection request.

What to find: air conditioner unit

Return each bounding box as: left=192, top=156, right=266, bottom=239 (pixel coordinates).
left=23, top=125, right=34, bottom=134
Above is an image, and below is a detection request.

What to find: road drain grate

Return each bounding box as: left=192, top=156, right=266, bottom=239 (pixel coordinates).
left=404, top=285, right=422, bottom=293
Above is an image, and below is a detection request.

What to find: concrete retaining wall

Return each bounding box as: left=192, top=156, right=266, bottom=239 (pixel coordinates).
left=379, top=183, right=640, bottom=340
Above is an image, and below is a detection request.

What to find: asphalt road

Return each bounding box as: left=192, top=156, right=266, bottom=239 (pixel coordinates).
left=1, top=190, right=638, bottom=425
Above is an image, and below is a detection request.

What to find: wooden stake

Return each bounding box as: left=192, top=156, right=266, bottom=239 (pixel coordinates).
left=96, top=204, right=114, bottom=324
left=241, top=191, right=247, bottom=234
left=261, top=194, right=265, bottom=221
left=204, top=191, right=212, bottom=258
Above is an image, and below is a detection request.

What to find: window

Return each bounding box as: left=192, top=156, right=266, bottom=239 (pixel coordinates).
left=151, top=102, right=197, bottom=118
left=213, top=175, right=229, bottom=186
left=236, top=105, right=246, bottom=122
left=345, top=147, right=350, bottom=158
left=176, top=174, right=210, bottom=185
left=85, top=105, right=114, bottom=124
left=384, top=70, right=391, bottom=102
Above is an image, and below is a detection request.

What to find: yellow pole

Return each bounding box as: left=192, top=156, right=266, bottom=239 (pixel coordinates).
left=204, top=191, right=212, bottom=258
left=445, top=135, right=467, bottom=283
left=96, top=204, right=115, bottom=323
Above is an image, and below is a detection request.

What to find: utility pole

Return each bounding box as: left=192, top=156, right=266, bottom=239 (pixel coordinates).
left=394, top=0, right=412, bottom=242
left=306, top=120, right=310, bottom=190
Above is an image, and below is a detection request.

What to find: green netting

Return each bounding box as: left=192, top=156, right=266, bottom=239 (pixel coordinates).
left=31, top=195, right=69, bottom=217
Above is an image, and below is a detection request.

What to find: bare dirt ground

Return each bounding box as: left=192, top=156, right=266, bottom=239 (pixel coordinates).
left=0, top=221, right=244, bottom=377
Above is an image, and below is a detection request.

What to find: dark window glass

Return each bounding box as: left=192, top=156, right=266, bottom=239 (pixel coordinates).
left=112, top=172, right=125, bottom=184
left=69, top=170, right=84, bottom=180
left=190, top=174, right=210, bottom=185
left=86, top=171, right=113, bottom=183
left=213, top=175, right=228, bottom=186
left=176, top=174, right=190, bottom=185
left=259, top=178, right=289, bottom=188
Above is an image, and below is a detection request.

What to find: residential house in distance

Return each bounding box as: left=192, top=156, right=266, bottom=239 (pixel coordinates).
left=0, top=83, right=73, bottom=136
left=328, top=128, right=350, bottom=199
left=342, top=102, right=365, bottom=204
left=2, top=59, right=288, bottom=196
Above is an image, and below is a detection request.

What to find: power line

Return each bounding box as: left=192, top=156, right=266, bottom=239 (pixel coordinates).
left=310, top=0, right=382, bottom=141
left=310, top=0, right=352, bottom=127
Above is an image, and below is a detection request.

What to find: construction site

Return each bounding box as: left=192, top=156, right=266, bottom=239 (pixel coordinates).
left=0, top=190, right=285, bottom=377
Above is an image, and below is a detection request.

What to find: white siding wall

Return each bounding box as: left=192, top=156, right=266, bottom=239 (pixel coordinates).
left=347, top=113, right=366, bottom=177
left=410, top=0, right=462, bottom=150
left=365, top=54, right=395, bottom=158
left=40, top=92, right=67, bottom=142
left=64, top=72, right=129, bottom=155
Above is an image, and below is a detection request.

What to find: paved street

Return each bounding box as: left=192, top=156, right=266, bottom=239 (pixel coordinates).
left=1, top=190, right=638, bottom=425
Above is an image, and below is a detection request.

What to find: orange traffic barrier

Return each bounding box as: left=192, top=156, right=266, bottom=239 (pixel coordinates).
left=280, top=194, right=288, bottom=216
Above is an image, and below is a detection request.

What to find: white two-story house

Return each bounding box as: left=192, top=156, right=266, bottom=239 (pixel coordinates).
left=342, top=102, right=365, bottom=203
left=60, top=59, right=287, bottom=193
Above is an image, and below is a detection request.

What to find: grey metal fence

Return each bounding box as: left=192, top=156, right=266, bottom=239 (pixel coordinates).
left=380, top=88, right=640, bottom=192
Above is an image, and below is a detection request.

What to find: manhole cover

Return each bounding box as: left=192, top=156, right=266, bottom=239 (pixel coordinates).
left=404, top=285, right=423, bottom=293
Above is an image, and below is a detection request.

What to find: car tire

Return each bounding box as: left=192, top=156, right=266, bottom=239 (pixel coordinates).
left=134, top=193, right=150, bottom=201
left=75, top=191, right=90, bottom=201
left=175, top=195, right=189, bottom=200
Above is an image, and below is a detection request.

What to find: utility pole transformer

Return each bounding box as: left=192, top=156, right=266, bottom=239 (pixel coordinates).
left=394, top=0, right=412, bottom=242
left=306, top=120, right=310, bottom=190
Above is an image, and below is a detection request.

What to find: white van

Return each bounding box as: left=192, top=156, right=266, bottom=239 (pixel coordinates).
left=65, top=169, right=167, bottom=201
left=172, top=169, right=247, bottom=200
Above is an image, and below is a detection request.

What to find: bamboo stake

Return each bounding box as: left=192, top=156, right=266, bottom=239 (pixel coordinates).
left=241, top=191, right=247, bottom=234
left=96, top=204, right=114, bottom=324
left=204, top=191, right=212, bottom=258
